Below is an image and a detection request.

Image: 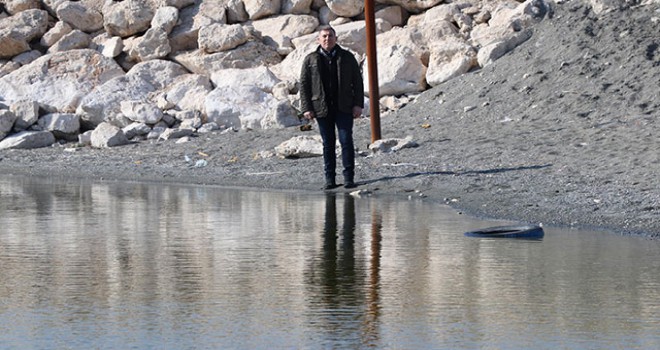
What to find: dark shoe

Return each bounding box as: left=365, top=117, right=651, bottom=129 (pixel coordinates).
left=344, top=181, right=357, bottom=189
left=324, top=182, right=339, bottom=190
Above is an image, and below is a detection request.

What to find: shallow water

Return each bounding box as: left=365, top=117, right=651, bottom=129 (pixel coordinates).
left=0, top=176, right=658, bottom=349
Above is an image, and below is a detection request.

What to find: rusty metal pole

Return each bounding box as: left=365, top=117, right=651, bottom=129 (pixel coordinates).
left=364, top=0, right=381, bottom=142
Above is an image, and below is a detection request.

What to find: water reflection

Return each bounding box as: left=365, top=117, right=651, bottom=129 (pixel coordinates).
left=0, top=176, right=658, bottom=349
left=304, top=195, right=382, bottom=347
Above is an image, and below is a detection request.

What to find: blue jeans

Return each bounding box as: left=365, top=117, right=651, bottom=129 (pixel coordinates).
left=316, top=111, right=355, bottom=182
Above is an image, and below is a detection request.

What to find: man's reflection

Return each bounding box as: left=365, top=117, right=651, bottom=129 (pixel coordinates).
left=305, top=194, right=382, bottom=346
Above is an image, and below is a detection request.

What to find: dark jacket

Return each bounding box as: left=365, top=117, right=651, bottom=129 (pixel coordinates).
left=299, top=45, right=364, bottom=118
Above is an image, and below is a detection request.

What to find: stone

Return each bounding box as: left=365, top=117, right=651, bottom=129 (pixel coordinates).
left=122, top=122, right=151, bottom=139
left=103, top=0, right=155, bottom=37
left=129, top=28, right=172, bottom=61
left=10, top=99, right=39, bottom=131
left=369, top=136, right=418, bottom=153
left=151, top=6, right=179, bottom=34
left=77, top=75, right=156, bottom=129
left=100, top=36, right=124, bottom=58
left=170, top=41, right=281, bottom=75
left=0, top=9, right=49, bottom=58
left=0, top=49, right=124, bottom=113
left=126, top=59, right=189, bottom=90
left=325, top=0, right=363, bottom=17
left=0, top=109, right=17, bottom=139
left=426, top=38, right=478, bottom=86
left=3, top=0, right=41, bottom=15
left=48, top=29, right=91, bottom=53
left=56, top=1, right=104, bottom=32
left=363, top=45, right=427, bottom=96
left=205, top=84, right=278, bottom=129
left=198, top=23, right=250, bottom=53
left=160, top=74, right=213, bottom=114
left=159, top=127, right=194, bottom=140
left=37, top=113, right=80, bottom=140
left=260, top=100, right=301, bottom=129
left=281, top=0, right=312, bottom=14
left=90, top=122, right=129, bottom=148
left=244, top=0, right=281, bottom=20
left=250, top=14, right=318, bottom=51
left=120, top=100, right=164, bottom=124
left=40, top=21, right=73, bottom=47
left=210, top=66, right=280, bottom=93
left=0, top=130, right=55, bottom=150
left=274, top=135, right=323, bottom=158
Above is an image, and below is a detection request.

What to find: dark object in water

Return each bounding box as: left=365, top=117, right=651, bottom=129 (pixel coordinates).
left=464, top=224, right=544, bottom=238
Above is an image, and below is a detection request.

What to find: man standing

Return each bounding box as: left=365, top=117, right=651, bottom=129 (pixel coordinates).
left=300, top=25, right=364, bottom=190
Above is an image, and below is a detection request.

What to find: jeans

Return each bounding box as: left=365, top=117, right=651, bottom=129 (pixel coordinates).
left=316, top=111, right=355, bottom=183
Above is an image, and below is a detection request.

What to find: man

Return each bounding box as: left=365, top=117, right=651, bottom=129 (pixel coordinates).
left=299, top=25, right=364, bottom=190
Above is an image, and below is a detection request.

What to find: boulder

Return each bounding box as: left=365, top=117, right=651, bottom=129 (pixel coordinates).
left=151, top=6, right=179, bottom=33
left=3, top=0, right=41, bottom=15
left=47, top=29, right=91, bottom=53
left=10, top=99, right=39, bottom=131
left=56, top=1, right=104, bottom=33
left=281, top=0, right=313, bottom=14
left=120, top=100, right=164, bottom=124
left=0, top=9, right=49, bottom=58
left=198, top=24, right=250, bottom=53
left=250, top=14, right=318, bottom=51
left=244, top=0, right=281, bottom=20
left=363, top=45, right=427, bottom=96
left=126, top=59, right=189, bottom=90
left=325, top=0, right=363, bottom=17
left=128, top=28, right=172, bottom=61
left=37, top=112, right=80, bottom=140
left=170, top=41, right=282, bottom=75
left=205, top=84, right=278, bottom=129
left=90, top=122, right=129, bottom=148
left=0, top=130, right=55, bottom=150
left=261, top=100, right=301, bottom=129
left=103, top=0, right=155, bottom=37
left=77, top=75, right=156, bottom=129
left=160, top=74, right=213, bottom=114
left=0, top=109, right=17, bottom=139
left=210, top=66, right=280, bottom=93
left=0, top=50, right=124, bottom=113
left=426, top=38, right=478, bottom=86
left=40, top=21, right=73, bottom=47
left=274, top=135, right=323, bottom=158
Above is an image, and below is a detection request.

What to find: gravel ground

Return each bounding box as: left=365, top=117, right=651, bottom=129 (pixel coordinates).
left=1, top=1, right=658, bottom=238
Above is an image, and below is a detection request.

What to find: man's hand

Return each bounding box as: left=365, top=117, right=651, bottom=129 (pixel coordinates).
left=304, top=111, right=315, bottom=120
left=352, top=106, right=363, bottom=119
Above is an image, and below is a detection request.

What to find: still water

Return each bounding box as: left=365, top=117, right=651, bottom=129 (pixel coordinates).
left=0, top=176, right=658, bottom=349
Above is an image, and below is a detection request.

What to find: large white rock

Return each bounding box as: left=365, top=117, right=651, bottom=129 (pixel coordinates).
left=170, top=41, right=282, bottom=75
left=37, top=112, right=80, bottom=140
left=244, top=0, right=281, bottom=20
left=426, top=38, right=478, bottom=86
left=40, top=21, right=73, bottom=47
left=325, top=0, right=363, bottom=17
left=226, top=0, right=249, bottom=23
left=56, top=1, right=104, bottom=32
left=211, top=66, right=281, bottom=93
left=3, top=0, right=41, bottom=15
left=10, top=99, right=39, bottom=131
left=47, top=29, right=91, bottom=53
left=126, top=60, right=189, bottom=90
left=198, top=23, right=250, bottom=53
left=261, top=100, right=301, bottom=129
left=120, top=100, right=164, bottom=124
left=77, top=75, right=156, bottom=128
left=281, top=0, right=312, bottom=14
left=274, top=135, right=323, bottom=158
left=363, top=45, right=426, bottom=96
left=0, top=9, right=49, bottom=58
left=0, top=109, right=16, bottom=139
left=90, top=122, right=129, bottom=148
left=103, top=0, right=155, bottom=37
left=0, top=50, right=124, bottom=113
left=251, top=14, right=318, bottom=51
left=0, top=130, right=55, bottom=150
left=160, top=74, right=213, bottom=114
left=205, top=84, right=278, bottom=129
left=380, top=0, right=444, bottom=12
left=375, top=5, right=407, bottom=27
left=128, top=28, right=172, bottom=61
left=151, top=6, right=179, bottom=34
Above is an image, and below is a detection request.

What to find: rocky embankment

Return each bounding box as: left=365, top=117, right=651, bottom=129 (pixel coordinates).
left=0, top=0, right=554, bottom=148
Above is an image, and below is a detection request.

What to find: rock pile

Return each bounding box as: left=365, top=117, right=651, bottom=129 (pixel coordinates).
left=0, top=0, right=554, bottom=149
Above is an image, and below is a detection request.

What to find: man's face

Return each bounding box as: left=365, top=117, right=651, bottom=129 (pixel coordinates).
left=317, top=29, right=337, bottom=51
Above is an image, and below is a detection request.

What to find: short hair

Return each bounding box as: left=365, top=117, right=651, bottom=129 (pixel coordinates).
left=317, top=25, right=336, bottom=35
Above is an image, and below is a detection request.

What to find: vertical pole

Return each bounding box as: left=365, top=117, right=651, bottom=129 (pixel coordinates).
left=364, top=0, right=381, bottom=142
